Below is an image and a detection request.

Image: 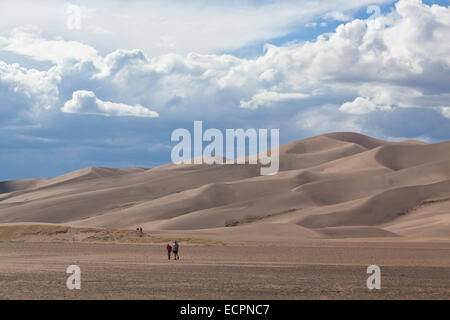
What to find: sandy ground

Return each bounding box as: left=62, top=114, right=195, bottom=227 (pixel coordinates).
left=0, top=240, right=449, bottom=300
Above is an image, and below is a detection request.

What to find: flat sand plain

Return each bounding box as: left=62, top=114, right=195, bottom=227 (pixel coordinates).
left=0, top=240, right=449, bottom=300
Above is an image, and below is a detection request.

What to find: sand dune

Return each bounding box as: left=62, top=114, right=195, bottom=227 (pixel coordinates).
left=0, top=178, right=46, bottom=194
left=0, top=132, right=449, bottom=240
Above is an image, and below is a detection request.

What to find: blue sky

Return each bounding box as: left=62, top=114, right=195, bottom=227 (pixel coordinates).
left=0, top=0, right=449, bottom=180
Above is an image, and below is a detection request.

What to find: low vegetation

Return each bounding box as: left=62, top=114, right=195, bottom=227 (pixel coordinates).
left=225, top=208, right=298, bottom=227
left=398, top=197, right=450, bottom=217
left=0, top=225, right=225, bottom=246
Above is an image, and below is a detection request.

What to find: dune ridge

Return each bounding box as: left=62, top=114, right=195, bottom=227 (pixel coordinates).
left=0, top=132, right=449, bottom=240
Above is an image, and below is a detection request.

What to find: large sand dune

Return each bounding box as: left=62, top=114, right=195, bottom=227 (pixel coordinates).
left=0, top=132, right=449, bottom=240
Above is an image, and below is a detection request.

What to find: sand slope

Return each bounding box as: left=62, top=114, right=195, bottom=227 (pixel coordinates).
left=0, top=132, right=449, bottom=240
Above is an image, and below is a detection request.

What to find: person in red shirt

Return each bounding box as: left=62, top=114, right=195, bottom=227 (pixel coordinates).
left=166, top=243, right=173, bottom=260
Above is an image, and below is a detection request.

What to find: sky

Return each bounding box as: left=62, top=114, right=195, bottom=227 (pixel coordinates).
left=0, top=0, right=449, bottom=180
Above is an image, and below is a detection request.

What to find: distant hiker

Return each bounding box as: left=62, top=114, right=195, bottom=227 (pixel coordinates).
left=173, top=241, right=179, bottom=260
left=166, top=243, right=173, bottom=260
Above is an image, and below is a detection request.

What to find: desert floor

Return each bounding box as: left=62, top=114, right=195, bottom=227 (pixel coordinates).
left=1, top=240, right=449, bottom=300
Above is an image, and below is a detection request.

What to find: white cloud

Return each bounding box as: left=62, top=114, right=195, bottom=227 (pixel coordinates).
left=0, top=0, right=449, bottom=133
left=440, top=107, right=450, bottom=119
left=61, top=90, right=159, bottom=118
left=297, top=104, right=363, bottom=134
left=86, top=25, right=114, bottom=36
left=340, top=97, right=392, bottom=114
left=305, top=22, right=319, bottom=28
left=386, top=135, right=434, bottom=143
left=241, top=90, right=310, bottom=110
left=0, top=26, right=100, bottom=65
left=323, top=11, right=352, bottom=21
left=15, top=134, right=57, bottom=143
left=0, top=60, right=60, bottom=120
left=0, top=0, right=391, bottom=57
left=340, top=97, right=378, bottom=114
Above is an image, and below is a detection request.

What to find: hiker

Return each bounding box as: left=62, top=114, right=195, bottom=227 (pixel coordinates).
left=173, top=241, right=179, bottom=260
left=166, top=243, right=172, bottom=260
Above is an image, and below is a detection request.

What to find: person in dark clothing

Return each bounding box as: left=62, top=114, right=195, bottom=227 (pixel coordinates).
left=166, top=244, right=172, bottom=260
left=173, top=241, right=179, bottom=260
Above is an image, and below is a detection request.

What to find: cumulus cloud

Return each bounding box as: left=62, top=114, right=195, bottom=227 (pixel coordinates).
left=61, top=90, right=159, bottom=118
left=0, top=0, right=448, bottom=146
left=440, top=107, right=450, bottom=119
left=0, top=60, right=60, bottom=122
left=340, top=97, right=392, bottom=114
left=77, top=0, right=450, bottom=120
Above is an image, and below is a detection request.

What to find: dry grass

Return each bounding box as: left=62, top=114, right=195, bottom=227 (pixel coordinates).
left=0, top=225, right=225, bottom=246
